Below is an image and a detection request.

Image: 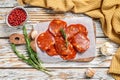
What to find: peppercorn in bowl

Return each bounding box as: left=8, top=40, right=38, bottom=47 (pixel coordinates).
left=6, top=6, right=28, bottom=28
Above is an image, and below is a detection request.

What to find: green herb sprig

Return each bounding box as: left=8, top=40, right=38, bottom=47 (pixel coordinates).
left=11, top=26, right=51, bottom=76
left=60, top=28, right=69, bottom=48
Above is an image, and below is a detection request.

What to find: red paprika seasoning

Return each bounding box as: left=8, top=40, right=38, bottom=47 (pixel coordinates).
left=8, top=8, right=27, bottom=27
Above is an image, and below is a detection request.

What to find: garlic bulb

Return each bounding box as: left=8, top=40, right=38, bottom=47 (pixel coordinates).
left=85, top=68, right=95, bottom=78
left=100, top=42, right=115, bottom=56
left=31, top=30, right=38, bottom=40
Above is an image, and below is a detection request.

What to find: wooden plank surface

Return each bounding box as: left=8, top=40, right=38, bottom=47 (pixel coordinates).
left=0, top=0, right=118, bottom=79
left=0, top=38, right=118, bottom=68
left=0, top=8, right=103, bottom=37
left=0, top=0, right=18, bottom=7
left=0, top=68, right=114, bottom=80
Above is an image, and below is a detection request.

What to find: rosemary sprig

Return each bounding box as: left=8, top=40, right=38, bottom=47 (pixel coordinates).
left=11, top=26, right=51, bottom=76
left=11, top=44, right=28, bottom=62
left=60, top=28, right=69, bottom=48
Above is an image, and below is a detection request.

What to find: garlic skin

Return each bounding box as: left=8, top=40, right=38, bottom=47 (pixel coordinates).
left=30, top=40, right=36, bottom=52
left=100, top=42, right=115, bottom=56
left=31, top=30, right=38, bottom=40
left=85, top=68, right=95, bottom=78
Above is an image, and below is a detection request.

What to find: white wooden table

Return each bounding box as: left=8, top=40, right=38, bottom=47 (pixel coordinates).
left=0, top=0, right=118, bottom=80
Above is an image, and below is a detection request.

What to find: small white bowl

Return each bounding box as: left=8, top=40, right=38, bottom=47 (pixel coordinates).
left=6, top=6, right=28, bottom=28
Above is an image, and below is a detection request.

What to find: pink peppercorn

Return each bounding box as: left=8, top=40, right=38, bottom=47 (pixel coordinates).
left=8, top=8, right=27, bottom=27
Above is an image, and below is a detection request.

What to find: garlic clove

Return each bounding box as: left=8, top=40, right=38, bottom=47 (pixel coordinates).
left=30, top=40, right=36, bottom=52
left=85, top=68, right=95, bottom=78
left=100, top=42, right=115, bottom=56
left=31, top=30, right=38, bottom=40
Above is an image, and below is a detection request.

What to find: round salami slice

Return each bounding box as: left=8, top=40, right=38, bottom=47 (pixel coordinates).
left=60, top=50, right=76, bottom=60
left=55, top=37, right=68, bottom=56
left=66, top=24, right=88, bottom=41
left=77, top=24, right=88, bottom=36
left=55, top=37, right=76, bottom=60
left=37, top=30, right=55, bottom=51
left=72, top=33, right=90, bottom=53
left=65, top=24, right=80, bottom=40
left=48, top=19, right=67, bottom=36
left=46, top=45, right=58, bottom=56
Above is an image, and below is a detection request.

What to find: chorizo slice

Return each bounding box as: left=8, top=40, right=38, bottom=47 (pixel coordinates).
left=71, top=33, right=90, bottom=53
left=48, top=19, right=67, bottom=36
left=65, top=24, right=88, bottom=41
left=76, top=24, right=88, bottom=36
left=55, top=37, right=76, bottom=60
left=46, top=45, right=58, bottom=56
left=55, top=37, right=68, bottom=56
left=60, top=50, right=76, bottom=60
left=65, top=24, right=80, bottom=40
left=37, top=30, right=55, bottom=51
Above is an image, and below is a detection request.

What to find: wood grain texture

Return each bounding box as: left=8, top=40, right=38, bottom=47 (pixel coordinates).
left=0, top=0, right=18, bottom=7
left=0, top=38, right=118, bottom=68
left=0, top=68, right=114, bottom=80
left=0, top=0, right=118, bottom=79
left=0, top=8, right=104, bottom=37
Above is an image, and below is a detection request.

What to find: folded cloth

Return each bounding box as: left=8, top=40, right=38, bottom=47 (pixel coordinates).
left=17, top=0, right=120, bottom=79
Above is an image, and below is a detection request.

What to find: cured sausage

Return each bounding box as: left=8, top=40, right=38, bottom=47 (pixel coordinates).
left=37, top=30, right=55, bottom=51
left=46, top=45, right=58, bottom=56
left=65, top=24, right=80, bottom=40
left=60, top=50, right=76, bottom=60
left=36, top=19, right=90, bottom=60
left=77, top=24, right=88, bottom=36
left=71, top=33, right=90, bottom=53
left=55, top=37, right=76, bottom=60
left=55, top=37, right=68, bottom=56
left=65, top=24, right=88, bottom=41
left=48, top=19, right=67, bottom=36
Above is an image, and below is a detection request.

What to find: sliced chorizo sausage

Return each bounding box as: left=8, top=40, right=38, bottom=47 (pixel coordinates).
left=77, top=24, right=88, bottom=36
left=48, top=19, right=67, bottom=36
left=65, top=24, right=80, bottom=40
left=37, top=30, right=55, bottom=51
left=60, top=50, right=76, bottom=60
left=55, top=37, right=68, bottom=56
left=55, top=37, right=76, bottom=60
left=46, top=45, right=58, bottom=56
left=65, top=24, right=88, bottom=41
left=71, top=33, right=90, bottom=53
